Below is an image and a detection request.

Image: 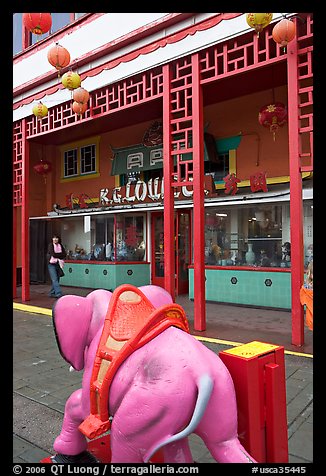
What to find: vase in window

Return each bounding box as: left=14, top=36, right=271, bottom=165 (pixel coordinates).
left=245, top=243, right=255, bottom=265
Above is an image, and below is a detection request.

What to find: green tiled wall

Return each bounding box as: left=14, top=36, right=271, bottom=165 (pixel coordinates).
left=189, top=268, right=291, bottom=309
left=60, top=263, right=150, bottom=291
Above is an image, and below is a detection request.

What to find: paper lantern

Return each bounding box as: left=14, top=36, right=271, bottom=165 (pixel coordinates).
left=33, top=159, right=52, bottom=183
left=258, top=102, right=288, bottom=141
left=272, top=18, right=296, bottom=49
left=32, top=102, right=48, bottom=119
left=61, top=71, right=81, bottom=91
left=73, top=87, right=90, bottom=104
left=72, top=101, right=88, bottom=116
left=23, top=13, right=52, bottom=35
left=246, top=13, right=273, bottom=36
left=47, top=43, right=70, bottom=76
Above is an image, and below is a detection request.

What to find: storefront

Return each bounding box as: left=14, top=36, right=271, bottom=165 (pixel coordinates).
left=30, top=172, right=312, bottom=312
left=13, top=12, right=313, bottom=345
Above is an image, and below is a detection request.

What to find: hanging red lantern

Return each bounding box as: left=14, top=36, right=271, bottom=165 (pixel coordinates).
left=258, top=102, right=288, bottom=141
left=73, top=87, right=90, bottom=104
left=72, top=101, right=88, bottom=116
left=246, top=13, right=273, bottom=36
left=32, top=101, right=48, bottom=119
left=33, top=159, right=52, bottom=183
left=61, top=71, right=81, bottom=91
left=23, top=13, right=52, bottom=35
left=272, top=18, right=296, bottom=50
left=47, top=42, right=70, bottom=76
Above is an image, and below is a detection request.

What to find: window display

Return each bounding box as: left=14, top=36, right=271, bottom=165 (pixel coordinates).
left=115, top=214, right=146, bottom=261
left=203, top=204, right=284, bottom=267
left=60, top=213, right=146, bottom=262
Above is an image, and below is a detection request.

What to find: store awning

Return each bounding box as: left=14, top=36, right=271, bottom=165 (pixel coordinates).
left=110, top=134, right=242, bottom=176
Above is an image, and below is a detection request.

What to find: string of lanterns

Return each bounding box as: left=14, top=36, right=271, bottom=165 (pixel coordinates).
left=246, top=13, right=296, bottom=49
left=30, top=13, right=90, bottom=122
left=28, top=13, right=90, bottom=182
left=29, top=12, right=297, bottom=181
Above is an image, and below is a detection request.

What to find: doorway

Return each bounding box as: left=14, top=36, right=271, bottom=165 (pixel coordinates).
left=151, top=210, right=191, bottom=295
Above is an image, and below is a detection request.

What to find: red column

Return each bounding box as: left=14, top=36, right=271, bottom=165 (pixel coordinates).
left=13, top=206, right=17, bottom=298
left=163, top=64, right=175, bottom=300
left=287, top=29, right=304, bottom=346
left=21, top=119, right=30, bottom=302
left=192, top=54, right=206, bottom=331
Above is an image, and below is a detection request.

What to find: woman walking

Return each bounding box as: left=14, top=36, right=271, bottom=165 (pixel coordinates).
left=47, top=234, right=66, bottom=298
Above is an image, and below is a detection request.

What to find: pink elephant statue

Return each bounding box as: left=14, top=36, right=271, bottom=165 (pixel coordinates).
left=51, top=284, right=256, bottom=464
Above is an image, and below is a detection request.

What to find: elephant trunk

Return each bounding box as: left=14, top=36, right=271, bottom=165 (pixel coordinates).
left=143, top=374, right=214, bottom=462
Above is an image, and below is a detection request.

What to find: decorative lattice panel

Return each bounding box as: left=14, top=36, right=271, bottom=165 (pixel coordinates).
left=169, top=57, right=194, bottom=186
left=26, top=69, right=164, bottom=138
left=296, top=14, right=313, bottom=171
left=13, top=121, right=23, bottom=206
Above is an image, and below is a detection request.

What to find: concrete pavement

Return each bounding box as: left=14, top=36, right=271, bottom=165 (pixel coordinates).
left=13, top=297, right=313, bottom=464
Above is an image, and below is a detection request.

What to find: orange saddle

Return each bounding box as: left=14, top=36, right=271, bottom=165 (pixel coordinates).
left=79, top=284, right=189, bottom=439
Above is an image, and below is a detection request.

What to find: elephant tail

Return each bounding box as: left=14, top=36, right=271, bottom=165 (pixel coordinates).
left=144, top=374, right=214, bottom=462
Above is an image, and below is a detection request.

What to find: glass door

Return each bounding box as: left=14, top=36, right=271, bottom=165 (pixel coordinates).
left=151, top=212, right=165, bottom=288
left=176, top=210, right=191, bottom=295
left=151, top=210, right=191, bottom=295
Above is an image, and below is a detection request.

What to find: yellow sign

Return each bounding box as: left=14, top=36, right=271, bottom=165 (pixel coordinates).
left=223, top=341, right=280, bottom=359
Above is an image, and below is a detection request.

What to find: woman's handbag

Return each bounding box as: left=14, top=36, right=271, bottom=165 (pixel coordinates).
left=56, top=262, right=65, bottom=278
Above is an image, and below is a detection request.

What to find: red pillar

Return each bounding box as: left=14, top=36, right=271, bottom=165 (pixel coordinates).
left=13, top=206, right=17, bottom=298
left=192, top=54, right=206, bottom=331
left=21, top=119, right=30, bottom=302
left=163, top=64, right=175, bottom=300
left=287, top=30, right=304, bottom=346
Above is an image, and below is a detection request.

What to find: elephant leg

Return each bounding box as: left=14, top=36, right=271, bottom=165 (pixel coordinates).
left=53, top=389, right=88, bottom=455
left=206, top=437, right=256, bottom=463
left=162, top=438, right=194, bottom=463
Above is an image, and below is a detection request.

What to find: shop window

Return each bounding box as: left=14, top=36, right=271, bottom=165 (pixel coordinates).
left=93, top=216, right=114, bottom=261
left=60, top=137, right=100, bottom=181
left=202, top=204, right=286, bottom=268
left=115, top=214, right=146, bottom=262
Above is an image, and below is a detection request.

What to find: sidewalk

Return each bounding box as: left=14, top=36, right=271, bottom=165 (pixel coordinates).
left=13, top=284, right=313, bottom=464
left=14, top=283, right=313, bottom=355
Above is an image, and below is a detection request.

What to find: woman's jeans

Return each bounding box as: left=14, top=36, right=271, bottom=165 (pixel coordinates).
left=48, top=263, right=62, bottom=296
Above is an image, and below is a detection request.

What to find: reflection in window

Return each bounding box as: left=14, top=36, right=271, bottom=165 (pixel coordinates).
left=115, top=214, right=146, bottom=261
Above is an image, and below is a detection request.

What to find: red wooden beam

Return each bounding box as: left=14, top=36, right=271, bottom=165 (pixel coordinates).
left=163, top=64, right=175, bottom=300
left=287, top=26, right=304, bottom=346
left=21, top=119, right=30, bottom=302
left=192, top=54, right=206, bottom=331
left=13, top=207, right=17, bottom=298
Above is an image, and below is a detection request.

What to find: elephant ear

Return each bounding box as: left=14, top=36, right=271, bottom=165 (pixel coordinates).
left=53, top=295, right=93, bottom=371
